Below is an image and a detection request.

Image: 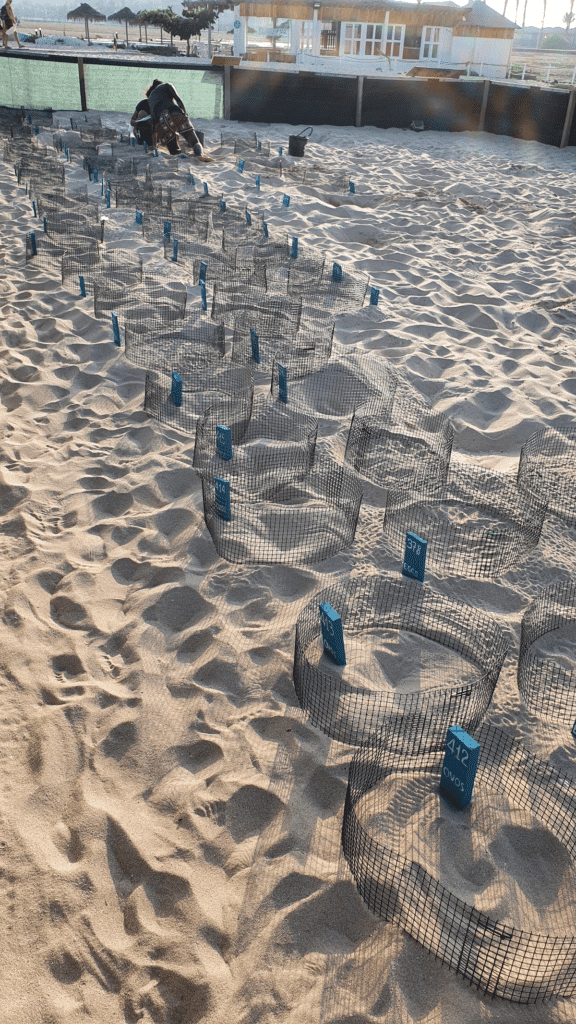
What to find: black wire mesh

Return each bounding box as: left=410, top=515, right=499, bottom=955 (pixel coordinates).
left=202, top=457, right=362, bottom=565
left=43, top=209, right=104, bottom=242
left=27, top=166, right=67, bottom=198
left=35, top=189, right=96, bottom=218
left=294, top=574, right=507, bottom=747
left=144, top=364, right=254, bottom=436
left=518, top=580, right=576, bottom=723
left=231, top=311, right=334, bottom=374
left=383, top=464, right=547, bottom=579
left=288, top=261, right=369, bottom=314
left=94, top=273, right=186, bottom=326
left=194, top=395, right=318, bottom=497
left=345, top=393, right=454, bottom=491
left=518, top=425, right=576, bottom=526
left=210, top=273, right=284, bottom=328
left=124, top=319, right=226, bottom=375
left=69, top=248, right=142, bottom=297
left=342, top=720, right=576, bottom=1002
left=270, top=352, right=398, bottom=418
left=25, top=232, right=99, bottom=277
left=164, top=236, right=233, bottom=283
left=113, top=180, right=163, bottom=210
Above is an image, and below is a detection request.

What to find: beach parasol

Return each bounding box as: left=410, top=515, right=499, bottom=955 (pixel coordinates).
left=67, top=3, right=106, bottom=43
left=108, top=6, right=138, bottom=45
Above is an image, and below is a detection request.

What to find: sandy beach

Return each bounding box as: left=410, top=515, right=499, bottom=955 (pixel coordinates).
left=1, top=109, right=576, bottom=1023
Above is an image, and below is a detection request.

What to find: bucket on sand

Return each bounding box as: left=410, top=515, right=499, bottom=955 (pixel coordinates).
left=288, top=126, right=312, bottom=157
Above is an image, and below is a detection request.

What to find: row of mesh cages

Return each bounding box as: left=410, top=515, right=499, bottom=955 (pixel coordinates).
left=293, top=574, right=508, bottom=747
left=94, top=274, right=188, bottom=327
left=144, top=364, right=254, bottom=437
left=382, top=463, right=547, bottom=579
left=193, top=395, right=318, bottom=497
left=62, top=248, right=143, bottom=296
left=517, top=425, right=576, bottom=527
left=201, top=458, right=362, bottom=565
left=518, top=579, right=576, bottom=724
left=124, top=319, right=226, bottom=375
left=146, top=212, right=213, bottom=245
left=342, top=720, right=576, bottom=1002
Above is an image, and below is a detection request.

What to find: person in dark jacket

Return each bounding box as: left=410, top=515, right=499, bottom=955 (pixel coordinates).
left=145, top=78, right=203, bottom=157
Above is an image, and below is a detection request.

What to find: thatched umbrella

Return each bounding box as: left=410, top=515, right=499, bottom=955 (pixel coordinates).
left=108, top=6, right=138, bottom=44
left=67, top=3, right=106, bottom=43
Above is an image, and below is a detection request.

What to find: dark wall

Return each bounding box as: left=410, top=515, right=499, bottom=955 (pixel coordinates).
left=362, top=77, right=484, bottom=131
left=484, top=83, right=568, bottom=146
left=230, top=68, right=357, bottom=126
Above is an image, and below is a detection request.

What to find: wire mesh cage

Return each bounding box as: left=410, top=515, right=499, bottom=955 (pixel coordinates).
left=517, top=425, right=576, bottom=526
left=43, top=209, right=104, bottom=242
left=144, top=364, right=254, bottom=436
left=94, top=272, right=185, bottom=325
left=383, top=464, right=547, bottom=579
left=221, top=131, right=258, bottom=148
left=518, top=580, right=576, bottom=723
left=342, top=720, right=576, bottom=1002
left=27, top=166, right=67, bottom=198
left=124, top=319, right=226, bottom=375
left=35, top=189, right=95, bottom=218
left=61, top=245, right=102, bottom=292
left=71, top=115, right=102, bottom=130
left=345, top=393, right=454, bottom=491
left=202, top=457, right=362, bottom=565
left=71, top=248, right=142, bottom=297
left=25, top=232, right=99, bottom=276
left=210, top=272, right=278, bottom=327
left=113, top=180, right=163, bottom=210
left=231, top=311, right=334, bottom=374
left=294, top=574, right=507, bottom=747
left=194, top=395, right=318, bottom=497
left=289, top=261, right=369, bottom=314
left=270, top=352, right=399, bottom=418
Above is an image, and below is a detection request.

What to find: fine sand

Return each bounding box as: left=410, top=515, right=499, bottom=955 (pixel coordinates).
left=2, top=110, right=576, bottom=1024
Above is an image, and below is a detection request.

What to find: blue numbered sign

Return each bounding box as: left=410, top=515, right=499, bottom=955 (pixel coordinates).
left=200, top=280, right=207, bottom=312
left=571, top=719, right=576, bottom=741
left=250, top=328, right=260, bottom=364
left=163, top=220, right=171, bottom=240
left=171, top=371, right=183, bottom=407
left=135, top=210, right=142, bottom=225
left=332, top=262, right=342, bottom=282
left=203, top=182, right=209, bottom=195
left=255, top=174, right=260, bottom=190
left=237, top=158, right=245, bottom=173
left=319, top=602, right=346, bottom=666
left=440, top=726, right=480, bottom=810
left=278, top=363, right=287, bottom=403
left=111, top=312, right=121, bottom=347
left=78, top=274, right=86, bottom=297
left=291, top=236, right=298, bottom=259
left=215, top=478, right=231, bottom=521
left=172, top=238, right=178, bottom=262
left=402, top=532, right=427, bottom=583
left=216, top=425, right=232, bottom=461
left=199, top=261, right=207, bottom=284
left=282, top=194, right=290, bottom=207
left=278, top=146, right=283, bottom=156
left=370, top=286, right=380, bottom=306
left=348, top=180, right=355, bottom=194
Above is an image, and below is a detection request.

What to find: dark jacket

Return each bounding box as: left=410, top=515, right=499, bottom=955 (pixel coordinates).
left=148, top=83, right=186, bottom=124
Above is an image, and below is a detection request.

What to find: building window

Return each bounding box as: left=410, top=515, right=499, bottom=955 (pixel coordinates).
left=321, top=21, right=338, bottom=50
left=422, top=26, right=440, bottom=59
left=342, top=22, right=362, bottom=55
left=384, top=24, right=404, bottom=58
left=364, top=23, right=384, bottom=56
left=300, top=20, right=313, bottom=50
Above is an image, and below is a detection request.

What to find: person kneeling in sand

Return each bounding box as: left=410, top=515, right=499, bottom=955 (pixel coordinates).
left=1, top=0, right=23, bottom=48
left=145, top=78, right=211, bottom=160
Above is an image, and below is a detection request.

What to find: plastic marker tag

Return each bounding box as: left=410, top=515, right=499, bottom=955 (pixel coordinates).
left=163, top=219, right=171, bottom=239
left=93, top=167, right=98, bottom=182
left=154, top=148, right=158, bottom=157
left=189, top=172, right=195, bottom=185
left=42, top=216, right=47, bottom=232
left=220, top=198, right=226, bottom=212
left=203, top=182, right=209, bottom=195
left=101, top=177, right=104, bottom=195
left=250, top=328, right=259, bottom=364
left=237, top=158, right=245, bottom=173
left=199, top=260, right=207, bottom=284
left=282, top=194, right=290, bottom=207
left=105, top=189, right=111, bottom=208
left=245, top=209, right=252, bottom=226
left=215, top=478, right=231, bottom=521
left=255, top=174, right=260, bottom=190
left=29, top=231, right=37, bottom=256
left=257, top=140, right=262, bottom=150
left=200, top=280, right=207, bottom=311
left=111, top=312, right=121, bottom=347
left=291, top=236, right=298, bottom=259
left=172, top=238, right=178, bottom=262
left=278, top=146, right=283, bottom=156
left=278, top=363, right=287, bottom=403
left=370, top=286, right=380, bottom=306
left=31, top=200, right=37, bottom=217
left=332, top=262, right=342, bottom=282
left=79, top=274, right=86, bottom=297
left=135, top=210, right=142, bottom=224
left=440, top=726, right=480, bottom=810
left=319, top=602, right=346, bottom=666
left=349, top=180, right=355, bottom=194
left=216, top=425, right=232, bottom=461
left=171, top=371, right=183, bottom=407
left=131, top=136, right=135, bottom=147
left=572, top=719, right=576, bottom=741
left=263, top=221, right=268, bottom=237
left=402, top=531, right=427, bottom=582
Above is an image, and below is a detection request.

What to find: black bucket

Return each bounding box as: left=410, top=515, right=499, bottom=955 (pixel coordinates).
left=195, top=129, right=205, bottom=146
left=288, top=126, right=312, bottom=157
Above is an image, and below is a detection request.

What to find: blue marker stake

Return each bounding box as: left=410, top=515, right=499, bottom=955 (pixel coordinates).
left=203, top=181, right=209, bottom=195
left=27, top=114, right=31, bottom=124
left=245, top=209, right=252, bottom=226
left=163, top=220, right=171, bottom=240
left=571, top=719, right=576, bottom=741
left=291, top=236, right=298, bottom=259
left=172, top=238, right=179, bottom=262
left=250, top=328, right=259, bottom=364
left=111, top=312, right=121, bottom=347
left=319, top=602, right=346, bottom=666
left=262, top=221, right=268, bottom=237
left=25, top=182, right=28, bottom=195
left=402, top=531, right=427, bottom=583
left=215, top=477, right=231, bottom=521
left=34, top=125, right=39, bottom=135
left=93, top=167, right=98, bottom=183
left=131, top=136, right=135, bottom=148
left=200, top=280, right=207, bottom=312
left=440, top=726, right=480, bottom=811
left=332, top=262, right=342, bottom=282
left=189, top=172, right=195, bottom=186
left=220, top=198, right=226, bottom=212
left=135, top=210, right=142, bottom=225
left=257, top=139, right=262, bottom=150
left=237, top=158, right=245, bottom=173
left=349, top=180, right=355, bottom=194
left=278, top=363, right=287, bottom=403
left=31, top=200, right=37, bottom=217
left=143, top=141, right=148, bottom=153
left=282, top=193, right=290, bottom=207
left=17, top=167, right=21, bottom=184
left=79, top=274, right=86, bottom=297
left=171, top=371, right=183, bottom=407
left=255, top=174, right=260, bottom=190
left=42, top=215, right=47, bottom=232
left=101, top=177, right=104, bottom=196
left=278, top=146, right=283, bottom=156
left=154, top=148, right=158, bottom=157
left=216, top=425, right=232, bottom=461
left=199, top=261, right=207, bottom=285
left=29, top=231, right=37, bottom=256
left=370, top=286, right=380, bottom=306
left=105, top=189, right=111, bottom=208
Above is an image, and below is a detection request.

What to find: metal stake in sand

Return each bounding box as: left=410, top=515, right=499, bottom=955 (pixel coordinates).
left=42, top=216, right=47, bottom=232
left=262, top=221, right=268, bottom=237
left=111, top=312, right=121, bottom=347
left=101, top=177, right=104, bottom=196
left=105, top=189, right=111, bottom=208
left=278, top=363, right=288, bottom=403
left=250, top=328, right=259, bottom=364
left=171, top=371, right=183, bottom=407
left=31, top=200, right=37, bottom=217
left=215, top=477, right=231, bottom=520
left=93, top=167, right=98, bottom=183
left=216, top=425, right=232, bottom=461
left=245, top=209, right=252, bottom=226
left=79, top=274, right=86, bottom=297
left=319, top=602, right=346, bottom=666
left=402, top=532, right=427, bottom=583
left=439, top=725, right=480, bottom=810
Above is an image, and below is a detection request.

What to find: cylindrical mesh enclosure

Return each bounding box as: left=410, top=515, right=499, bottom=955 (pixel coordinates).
left=26, top=166, right=66, bottom=196
left=36, top=189, right=95, bottom=218
left=144, top=364, right=254, bottom=436
left=202, top=458, right=362, bottom=565
left=94, top=273, right=186, bottom=325
left=124, top=320, right=226, bottom=375
left=26, top=233, right=99, bottom=277
left=210, top=273, right=282, bottom=328
left=44, top=209, right=104, bottom=242
left=345, top=393, right=454, bottom=490
left=194, top=396, right=318, bottom=497
left=294, top=575, right=507, bottom=746
left=342, top=720, right=576, bottom=1002
left=289, top=262, right=369, bottom=313
left=383, top=465, right=547, bottom=578
left=518, top=580, right=576, bottom=723
left=518, top=426, right=576, bottom=526
left=113, top=181, right=163, bottom=210
left=162, top=237, right=230, bottom=284
left=270, top=352, right=398, bottom=418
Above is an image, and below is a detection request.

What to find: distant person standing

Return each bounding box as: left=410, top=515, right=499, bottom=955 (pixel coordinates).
left=146, top=78, right=210, bottom=159
left=1, top=0, right=23, bottom=48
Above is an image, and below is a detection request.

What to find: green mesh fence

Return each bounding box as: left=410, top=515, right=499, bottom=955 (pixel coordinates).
left=0, top=57, right=81, bottom=110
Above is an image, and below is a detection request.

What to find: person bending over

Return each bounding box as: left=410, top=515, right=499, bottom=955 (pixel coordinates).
left=1, top=0, right=23, bottom=48
left=146, top=78, right=203, bottom=157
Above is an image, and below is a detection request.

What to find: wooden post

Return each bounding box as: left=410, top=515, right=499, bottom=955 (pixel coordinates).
left=356, top=75, right=364, bottom=128
left=478, top=77, right=490, bottom=133
left=224, top=64, right=231, bottom=120
left=78, top=56, right=87, bottom=112
left=560, top=87, right=576, bottom=148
